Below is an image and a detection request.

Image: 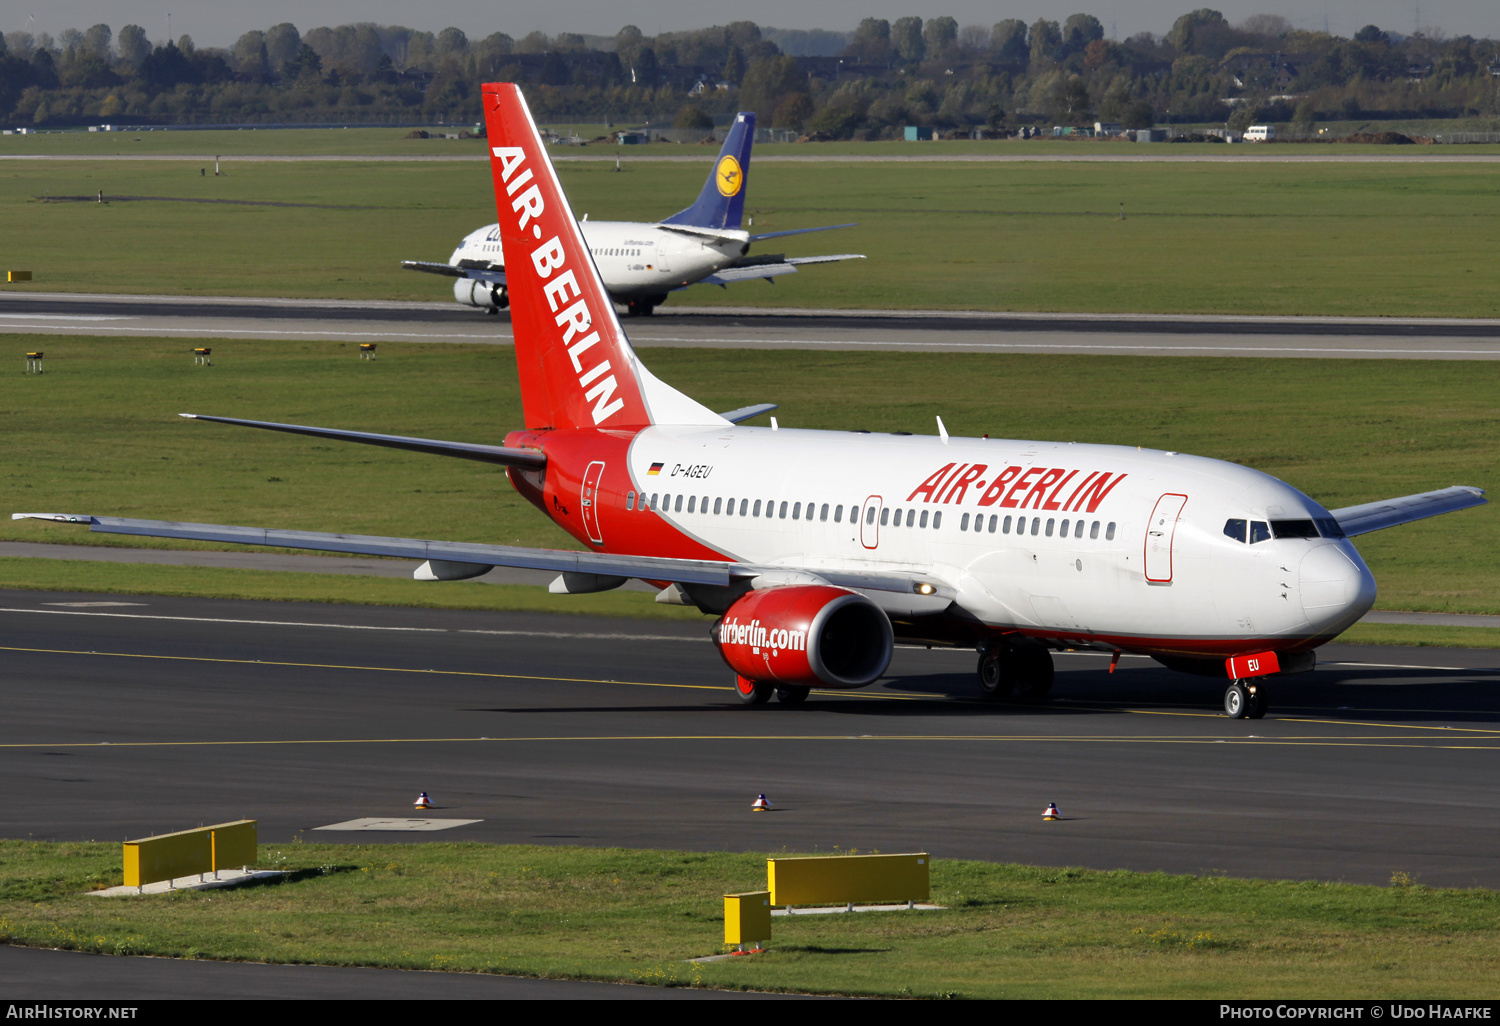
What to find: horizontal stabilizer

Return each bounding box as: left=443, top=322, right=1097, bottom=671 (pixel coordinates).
left=1330, top=486, right=1486, bottom=537
left=748, top=223, right=858, bottom=242
left=179, top=415, right=546, bottom=470
left=718, top=403, right=778, bottom=424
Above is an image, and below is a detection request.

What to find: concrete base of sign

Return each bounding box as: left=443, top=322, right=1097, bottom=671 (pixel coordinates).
left=774, top=902, right=947, bottom=916
left=87, top=867, right=286, bottom=897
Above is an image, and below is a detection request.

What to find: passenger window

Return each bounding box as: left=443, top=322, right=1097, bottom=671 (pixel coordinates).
left=739, top=499, right=748, bottom=516
left=920, top=510, right=929, bottom=528
left=1002, top=515, right=1011, bottom=534
left=1060, top=519, right=1070, bottom=537
left=792, top=502, right=801, bottom=520
left=779, top=501, right=788, bottom=519
left=907, top=510, right=916, bottom=527
left=1046, top=518, right=1055, bottom=537
left=1090, top=520, right=1099, bottom=539
left=702, top=494, right=709, bottom=511
left=626, top=491, right=635, bottom=510
left=835, top=505, right=844, bottom=523
left=880, top=508, right=890, bottom=526
left=932, top=511, right=942, bottom=529
left=1074, top=520, right=1084, bottom=539
left=650, top=493, right=659, bottom=510
left=1250, top=521, right=1271, bottom=544
left=821, top=503, right=829, bottom=522
left=753, top=500, right=762, bottom=517
left=961, top=513, right=970, bottom=531
left=674, top=495, right=683, bottom=513
left=1223, top=518, right=1247, bottom=543
left=1106, top=522, right=1116, bottom=541
left=866, top=506, right=876, bottom=525
left=989, top=515, right=997, bottom=533
left=714, top=497, right=723, bottom=515
left=688, top=496, right=696, bottom=513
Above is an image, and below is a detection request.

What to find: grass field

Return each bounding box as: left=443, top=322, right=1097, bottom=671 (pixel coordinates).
left=5, top=152, right=1500, bottom=316
left=2, top=336, right=1494, bottom=617
left=3, top=840, right=1499, bottom=998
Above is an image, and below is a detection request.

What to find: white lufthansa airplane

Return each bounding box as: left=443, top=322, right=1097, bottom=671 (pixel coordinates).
left=18, top=83, right=1487, bottom=719
left=402, top=111, right=863, bottom=317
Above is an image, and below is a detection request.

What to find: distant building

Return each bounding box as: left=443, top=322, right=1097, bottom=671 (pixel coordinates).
left=903, top=126, right=934, bottom=141
left=1094, top=121, right=1123, bottom=136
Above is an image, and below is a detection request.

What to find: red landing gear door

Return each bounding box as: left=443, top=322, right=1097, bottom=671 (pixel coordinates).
left=581, top=460, right=606, bottom=544
left=860, top=495, right=883, bottom=550
left=1144, top=493, right=1188, bottom=583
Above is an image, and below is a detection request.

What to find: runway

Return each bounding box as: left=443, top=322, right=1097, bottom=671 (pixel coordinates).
left=6, top=588, right=1500, bottom=892
left=4, top=291, right=1500, bottom=359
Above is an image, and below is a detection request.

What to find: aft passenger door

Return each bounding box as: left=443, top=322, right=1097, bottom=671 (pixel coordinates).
left=581, top=461, right=606, bottom=544
left=1144, top=493, right=1188, bottom=583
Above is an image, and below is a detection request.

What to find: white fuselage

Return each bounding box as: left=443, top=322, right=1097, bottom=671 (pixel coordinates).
left=453, top=221, right=746, bottom=302
left=611, top=427, right=1377, bottom=655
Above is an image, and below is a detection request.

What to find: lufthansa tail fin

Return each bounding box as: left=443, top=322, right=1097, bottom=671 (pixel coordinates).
left=481, top=83, right=725, bottom=431
left=660, top=112, right=755, bottom=230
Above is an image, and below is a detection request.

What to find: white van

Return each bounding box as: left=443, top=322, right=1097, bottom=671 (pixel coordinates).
left=1244, top=125, right=1276, bottom=141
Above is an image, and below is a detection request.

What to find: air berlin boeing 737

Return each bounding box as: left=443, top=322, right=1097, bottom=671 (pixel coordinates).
left=17, top=83, right=1486, bottom=719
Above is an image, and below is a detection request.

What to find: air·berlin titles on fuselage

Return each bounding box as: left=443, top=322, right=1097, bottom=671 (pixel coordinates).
left=908, top=461, right=1126, bottom=513
left=493, top=145, right=625, bottom=426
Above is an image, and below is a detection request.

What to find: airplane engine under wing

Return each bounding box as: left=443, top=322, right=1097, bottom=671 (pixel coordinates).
left=453, top=277, right=508, bottom=310
left=712, top=585, right=893, bottom=689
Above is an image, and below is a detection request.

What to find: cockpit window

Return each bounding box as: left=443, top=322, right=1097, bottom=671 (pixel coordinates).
left=1249, top=521, right=1271, bottom=544
left=1271, top=519, right=1320, bottom=539
left=1315, top=517, right=1345, bottom=539
left=1223, top=518, right=1247, bottom=543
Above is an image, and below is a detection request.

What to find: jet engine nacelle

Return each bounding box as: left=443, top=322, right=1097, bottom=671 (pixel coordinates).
left=452, top=277, right=508, bottom=310
left=712, top=585, right=893, bottom=689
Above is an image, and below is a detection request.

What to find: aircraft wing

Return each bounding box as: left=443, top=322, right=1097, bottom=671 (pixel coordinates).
left=1330, top=486, right=1486, bottom=537
left=11, top=513, right=953, bottom=609
left=401, top=260, right=507, bottom=286
left=748, top=223, right=858, bottom=241
left=699, top=254, right=865, bottom=287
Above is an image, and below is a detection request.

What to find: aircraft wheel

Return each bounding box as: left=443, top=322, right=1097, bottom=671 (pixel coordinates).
left=734, top=675, right=773, bottom=705
left=1224, top=681, right=1250, bottom=719
left=1010, top=645, right=1054, bottom=702
left=484, top=307, right=499, bottom=316
left=977, top=646, right=1013, bottom=700
left=775, top=686, right=810, bottom=706
left=1246, top=687, right=1268, bottom=719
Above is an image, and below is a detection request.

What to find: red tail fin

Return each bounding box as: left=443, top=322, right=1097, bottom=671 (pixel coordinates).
left=483, top=84, right=724, bottom=432
left=482, top=83, right=648, bottom=431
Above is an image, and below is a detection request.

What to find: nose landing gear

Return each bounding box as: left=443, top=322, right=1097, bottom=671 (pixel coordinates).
left=1224, top=680, right=1268, bottom=719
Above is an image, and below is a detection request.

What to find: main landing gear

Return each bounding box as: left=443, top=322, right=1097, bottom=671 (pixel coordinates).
left=977, top=640, right=1054, bottom=702
left=1223, top=680, right=1268, bottom=719
left=734, top=676, right=809, bottom=706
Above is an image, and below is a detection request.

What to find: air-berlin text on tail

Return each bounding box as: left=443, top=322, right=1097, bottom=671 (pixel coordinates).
left=717, top=615, right=806, bottom=655
left=907, top=462, right=1127, bottom=512
left=492, top=145, right=624, bottom=425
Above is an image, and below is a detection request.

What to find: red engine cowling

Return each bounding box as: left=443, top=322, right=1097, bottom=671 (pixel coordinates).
left=712, top=585, right=893, bottom=689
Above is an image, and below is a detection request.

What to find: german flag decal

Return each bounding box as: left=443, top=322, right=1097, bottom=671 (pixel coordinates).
left=648, top=462, right=664, bottom=476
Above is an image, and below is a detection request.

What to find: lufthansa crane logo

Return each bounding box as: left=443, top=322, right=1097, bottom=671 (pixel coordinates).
left=715, top=155, right=743, bottom=197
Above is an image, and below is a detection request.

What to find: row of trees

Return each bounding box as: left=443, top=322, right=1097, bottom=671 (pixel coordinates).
left=3, top=12, right=1499, bottom=134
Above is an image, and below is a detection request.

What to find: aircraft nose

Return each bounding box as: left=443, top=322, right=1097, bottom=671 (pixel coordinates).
left=1300, top=543, right=1376, bottom=631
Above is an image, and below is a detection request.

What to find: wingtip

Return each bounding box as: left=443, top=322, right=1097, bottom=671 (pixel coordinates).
left=178, top=413, right=198, bottom=419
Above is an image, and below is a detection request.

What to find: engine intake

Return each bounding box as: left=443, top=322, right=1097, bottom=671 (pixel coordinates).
left=712, top=585, right=893, bottom=689
left=453, top=277, right=508, bottom=309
